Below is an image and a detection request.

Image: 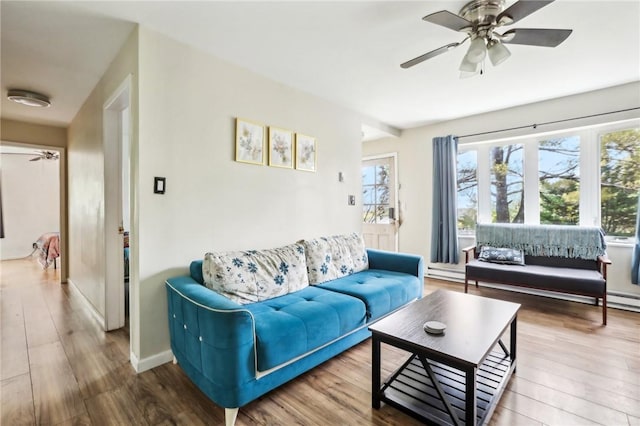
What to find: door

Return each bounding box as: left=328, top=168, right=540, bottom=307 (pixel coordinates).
left=362, top=154, right=398, bottom=251
left=103, top=76, right=131, bottom=331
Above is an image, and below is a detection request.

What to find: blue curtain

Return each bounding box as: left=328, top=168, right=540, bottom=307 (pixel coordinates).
left=632, top=193, right=640, bottom=285
left=430, top=135, right=459, bottom=264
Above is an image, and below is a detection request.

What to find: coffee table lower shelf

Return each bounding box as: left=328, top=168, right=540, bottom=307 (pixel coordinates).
left=379, top=350, right=515, bottom=426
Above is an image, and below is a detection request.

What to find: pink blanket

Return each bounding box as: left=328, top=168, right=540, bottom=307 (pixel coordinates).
left=35, top=232, right=60, bottom=269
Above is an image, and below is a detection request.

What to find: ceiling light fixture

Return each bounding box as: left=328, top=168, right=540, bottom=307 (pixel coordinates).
left=463, top=36, right=487, bottom=64
left=487, top=39, right=511, bottom=66
left=7, top=89, right=51, bottom=108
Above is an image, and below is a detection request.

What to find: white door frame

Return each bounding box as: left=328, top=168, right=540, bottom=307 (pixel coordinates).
left=362, top=152, right=399, bottom=251
left=103, top=75, right=131, bottom=332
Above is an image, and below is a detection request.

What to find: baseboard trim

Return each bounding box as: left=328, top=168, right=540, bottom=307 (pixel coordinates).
left=67, top=278, right=106, bottom=330
left=131, top=349, right=174, bottom=373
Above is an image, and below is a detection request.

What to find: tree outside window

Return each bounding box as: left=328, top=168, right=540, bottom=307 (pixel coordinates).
left=457, top=150, right=477, bottom=233
left=362, top=164, right=390, bottom=223
left=539, top=136, right=580, bottom=225
left=491, top=144, right=524, bottom=223
left=600, top=128, right=640, bottom=237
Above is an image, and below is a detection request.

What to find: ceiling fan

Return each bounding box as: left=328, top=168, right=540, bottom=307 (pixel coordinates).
left=401, top=0, right=572, bottom=77
left=2, top=150, right=60, bottom=161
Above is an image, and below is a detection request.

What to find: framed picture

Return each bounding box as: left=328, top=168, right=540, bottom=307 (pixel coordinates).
left=235, top=118, right=265, bottom=165
left=268, top=127, right=294, bottom=168
left=295, top=133, right=316, bottom=172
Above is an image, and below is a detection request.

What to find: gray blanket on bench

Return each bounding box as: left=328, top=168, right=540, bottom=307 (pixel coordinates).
left=476, top=223, right=606, bottom=260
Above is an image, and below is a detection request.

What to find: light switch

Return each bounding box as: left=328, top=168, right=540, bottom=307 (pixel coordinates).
left=154, top=177, right=166, bottom=194
left=348, top=195, right=356, bottom=205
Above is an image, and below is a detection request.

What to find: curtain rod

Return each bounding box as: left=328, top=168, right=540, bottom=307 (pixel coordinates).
left=456, top=107, right=640, bottom=139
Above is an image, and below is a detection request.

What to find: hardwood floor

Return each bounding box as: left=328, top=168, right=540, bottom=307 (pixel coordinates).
left=2, top=258, right=639, bottom=425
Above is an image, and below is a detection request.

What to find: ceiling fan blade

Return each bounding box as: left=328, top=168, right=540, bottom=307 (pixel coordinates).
left=497, top=0, right=555, bottom=25
left=501, top=28, right=572, bottom=47
left=30, top=157, right=42, bottom=161
left=401, top=42, right=461, bottom=69
left=423, top=10, right=472, bottom=32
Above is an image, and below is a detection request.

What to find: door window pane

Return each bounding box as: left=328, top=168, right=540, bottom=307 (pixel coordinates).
left=362, top=164, right=390, bottom=224
left=457, top=150, right=477, bottom=233
left=600, top=128, right=640, bottom=237
left=539, top=136, right=580, bottom=225
left=490, top=144, right=524, bottom=223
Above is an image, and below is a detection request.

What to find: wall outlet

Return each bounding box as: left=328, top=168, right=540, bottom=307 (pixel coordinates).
left=348, top=195, right=356, bottom=205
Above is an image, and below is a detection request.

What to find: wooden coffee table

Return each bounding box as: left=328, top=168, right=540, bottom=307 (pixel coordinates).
left=369, top=289, right=520, bottom=425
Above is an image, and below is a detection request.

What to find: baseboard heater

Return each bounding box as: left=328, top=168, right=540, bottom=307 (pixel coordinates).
left=426, top=265, right=465, bottom=283
left=426, top=266, right=640, bottom=313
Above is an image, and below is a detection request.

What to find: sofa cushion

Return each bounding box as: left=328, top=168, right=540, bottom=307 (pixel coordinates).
left=202, top=243, right=308, bottom=305
left=244, top=286, right=366, bottom=371
left=303, top=233, right=369, bottom=285
left=315, top=269, right=422, bottom=321
left=466, top=259, right=605, bottom=296
left=478, top=246, right=525, bottom=265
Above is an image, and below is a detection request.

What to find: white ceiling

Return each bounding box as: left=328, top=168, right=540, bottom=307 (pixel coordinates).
left=2, top=1, right=639, bottom=136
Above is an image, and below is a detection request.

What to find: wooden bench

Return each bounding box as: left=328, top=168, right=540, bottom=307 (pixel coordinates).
left=463, top=224, right=611, bottom=325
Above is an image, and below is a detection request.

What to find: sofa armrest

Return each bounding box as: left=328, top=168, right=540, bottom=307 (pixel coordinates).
left=165, top=276, right=257, bottom=389
left=366, top=248, right=424, bottom=279
left=462, top=245, right=476, bottom=264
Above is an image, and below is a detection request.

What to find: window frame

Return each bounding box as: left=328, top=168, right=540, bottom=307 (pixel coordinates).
left=456, top=118, right=640, bottom=242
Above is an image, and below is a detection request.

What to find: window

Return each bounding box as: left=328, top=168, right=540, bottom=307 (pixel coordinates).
left=362, top=163, right=390, bottom=223
left=539, top=136, right=580, bottom=225
left=457, top=150, right=477, bottom=233
left=600, top=128, right=640, bottom=237
left=455, top=119, right=639, bottom=239
left=490, top=144, right=524, bottom=223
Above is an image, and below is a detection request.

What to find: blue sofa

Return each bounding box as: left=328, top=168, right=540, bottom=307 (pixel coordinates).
left=166, top=245, right=423, bottom=426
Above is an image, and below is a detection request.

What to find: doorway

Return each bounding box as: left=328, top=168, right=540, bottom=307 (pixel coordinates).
left=362, top=153, right=399, bottom=251
left=0, top=143, right=65, bottom=279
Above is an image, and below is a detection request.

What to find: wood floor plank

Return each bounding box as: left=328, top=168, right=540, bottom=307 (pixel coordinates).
left=518, top=352, right=640, bottom=400
left=1, top=373, right=35, bottom=426
left=499, top=390, right=600, bottom=425
left=489, top=406, right=542, bottom=426
left=29, top=341, right=87, bottom=424
left=22, top=284, right=61, bottom=349
left=0, top=310, right=29, bottom=381
left=507, top=375, right=629, bottom=425
left=519, top=336, right=640, bottom=383
left=150, top=363, right=225, bottom=424
left=84, top=385, right=148, bottom=426
left=60, top=330, right=133, bottom=399
left=514, top=361, right=640, bottom=417
left=54, top=414, right=93, bottom=426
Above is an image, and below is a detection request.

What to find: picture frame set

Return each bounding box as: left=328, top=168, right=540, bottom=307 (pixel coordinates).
left=235, top=118, right=316, bottom=172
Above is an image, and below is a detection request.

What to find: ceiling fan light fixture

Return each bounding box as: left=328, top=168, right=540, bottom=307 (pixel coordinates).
left=464, top=36, right=487, bottom=64
left=487, top=40, right=511, bottom=66
left=7, top=89, right=51, bottom=108
left=459, top=55, right=479, bottom=73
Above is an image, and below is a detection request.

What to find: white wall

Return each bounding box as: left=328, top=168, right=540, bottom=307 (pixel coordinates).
left=363, top=82, right=640, bottom=296
left=136, top=28, right=363, bottom=359
left=0, top=154, right=60, bottom=259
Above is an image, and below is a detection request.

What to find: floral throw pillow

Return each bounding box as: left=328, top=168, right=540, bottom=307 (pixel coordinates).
left=303, top=233, right=369, bottom=285
left=478, top=246, right=525, bottom=266
left=202, top=243, right=309, bottom=304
